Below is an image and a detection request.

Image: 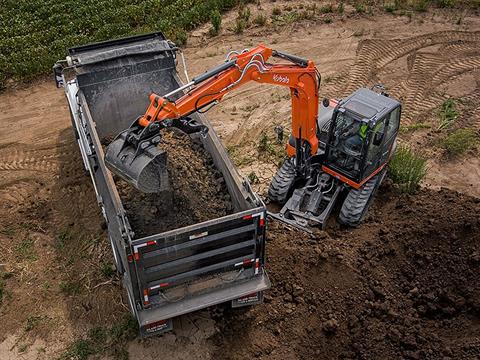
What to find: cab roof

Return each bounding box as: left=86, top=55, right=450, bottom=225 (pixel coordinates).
left=339, top=88, right=400, bottom=126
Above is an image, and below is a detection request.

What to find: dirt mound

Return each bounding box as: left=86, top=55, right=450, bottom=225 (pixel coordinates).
left=212, top=185, right=480, bottom=359
left=114, top=129, right=233, bottom=238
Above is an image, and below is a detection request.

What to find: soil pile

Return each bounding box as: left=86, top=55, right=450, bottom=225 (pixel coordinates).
left=114, top=130, right=234, bottom=237
left=212, top=185, right=480, bottom=359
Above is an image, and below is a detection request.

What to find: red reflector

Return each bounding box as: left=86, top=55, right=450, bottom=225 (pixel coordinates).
left=127, top=254, right=133, bottom=263
left=159, top=282, right=169, bottom=288
left=259, top=218, right=265, bottom=227
left=255, top=260, right=260, bottom=268
left=134, top=252, right=140, bottom=261
left=147, top=241, right=156, bottom=246
left=243, top=214, right=253, bottom=220
left=144, top=289, right=149, bottom=296
left=243, top=259, right=252, bottom=265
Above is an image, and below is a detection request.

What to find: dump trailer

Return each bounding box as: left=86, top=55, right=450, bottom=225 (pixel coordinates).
left=53, top=32, right=270, bottom=336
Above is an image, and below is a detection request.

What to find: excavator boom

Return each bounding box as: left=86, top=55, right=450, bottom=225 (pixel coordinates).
left=105, top=45, right=320, bottom=192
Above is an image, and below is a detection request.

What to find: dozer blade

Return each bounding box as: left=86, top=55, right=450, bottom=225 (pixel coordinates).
left=105, top=127, right=169, bottom=193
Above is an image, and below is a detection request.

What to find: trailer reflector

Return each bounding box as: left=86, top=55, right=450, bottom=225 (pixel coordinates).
left=147, top=240, right=156, bottom=246
left=143, top=289, right=150, bottom=306
left=243, top=214, right=253, bottom=220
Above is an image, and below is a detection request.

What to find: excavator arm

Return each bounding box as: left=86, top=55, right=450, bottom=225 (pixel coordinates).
left=139, top=45, right=319, bottom=154
left=105, top=45, right=320, bottom=192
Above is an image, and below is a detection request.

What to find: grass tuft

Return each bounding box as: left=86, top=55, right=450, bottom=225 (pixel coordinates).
left=253, top=13, right=267, bottom=26
left=60, top=280, right=81, bottom=296
left=355, top=3, right=366, bottom=13
left=15, top=237, right=37, bottom=262
left=272, top=7, right=282, bottom=16
left=388, top=144, right=427, bottom=194
left=443, top=128, right=478, bottom=156
left=384, top=3, right=397, bottom=12
left=320, top=4, right=334, bottom=13
left=438, top=99, right=459, bottom=130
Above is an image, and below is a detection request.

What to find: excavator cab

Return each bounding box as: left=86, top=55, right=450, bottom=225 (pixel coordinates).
left=323, top=88, right=401, bottom=187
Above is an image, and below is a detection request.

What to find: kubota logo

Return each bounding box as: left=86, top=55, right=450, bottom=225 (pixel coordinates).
left=273, top=74, right=289, bottom=84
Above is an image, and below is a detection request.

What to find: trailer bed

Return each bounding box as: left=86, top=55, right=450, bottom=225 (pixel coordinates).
left=55, top=32, right=270, bottom=336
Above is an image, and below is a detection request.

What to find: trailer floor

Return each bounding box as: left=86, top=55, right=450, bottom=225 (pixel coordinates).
left=0, top=3, right=479, bottom=359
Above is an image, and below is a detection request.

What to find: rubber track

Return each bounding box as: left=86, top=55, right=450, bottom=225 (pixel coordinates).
left=338, top=172, right=382, bottom=227
left=268, top=158, right=296, bottom=204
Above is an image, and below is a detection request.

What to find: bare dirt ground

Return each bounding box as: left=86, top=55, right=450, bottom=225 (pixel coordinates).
left=0, top=2, right=479, bottom=359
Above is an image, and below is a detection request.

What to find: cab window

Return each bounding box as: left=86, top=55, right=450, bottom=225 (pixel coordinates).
left=385, top=107, right=400, bottom=141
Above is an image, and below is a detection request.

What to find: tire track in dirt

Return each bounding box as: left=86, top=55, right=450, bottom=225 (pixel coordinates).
left=345, top=31, right=480, bottom=125
left=0, top=179, right=47, bottom=212
left=0, top=144, right=74, bottom=173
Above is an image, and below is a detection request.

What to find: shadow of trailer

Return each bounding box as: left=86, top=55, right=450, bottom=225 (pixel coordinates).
left=54, top=32, right=270, bottom=337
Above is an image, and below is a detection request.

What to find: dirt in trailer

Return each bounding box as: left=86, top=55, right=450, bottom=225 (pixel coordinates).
left=111, top=129, right=234, bottom=238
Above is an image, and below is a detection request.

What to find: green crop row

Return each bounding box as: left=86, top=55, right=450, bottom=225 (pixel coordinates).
left=0, top=0, right=238, bottom=89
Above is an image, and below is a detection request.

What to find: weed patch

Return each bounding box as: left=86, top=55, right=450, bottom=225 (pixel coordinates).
left=258, top=131, right=287, bottom=166
left=248, top=171, right=260, bottom=184
left=15, top=237, right=37, bottom=262
left=388, top=145, right=427, bottom=193
left=254, top=13, right=267, bottom=26
left=400, top=123, right=431, bottom=132
left=60, top=315, right=137, bottom=360
left=60, top=280, right=81, bottom=296
left=443, top=128, right=478, bottom=156
left=438, top=99, right=459, bottom=130
left=209, top=9, right=222, bottom=36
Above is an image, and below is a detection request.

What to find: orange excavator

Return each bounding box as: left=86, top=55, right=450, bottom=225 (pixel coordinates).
left=105, top=44, right=401, bottom=229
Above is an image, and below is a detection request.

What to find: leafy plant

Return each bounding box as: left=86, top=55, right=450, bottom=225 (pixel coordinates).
left=438, top=99, right=459, bottom=130
left=337, top=2, right=345, bottom=13
left=209, top=9, right=222, bottom=36
left=388, top=145, right=427, bottom=193
left=248, top=171, right=259, bottom=184
left=443, top=128, right=478, bottom=156
left=0, top=0, right=240, bottom=89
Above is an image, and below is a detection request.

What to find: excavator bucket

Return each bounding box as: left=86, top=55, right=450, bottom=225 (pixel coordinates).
left=105, top=129, right=169, bottom=193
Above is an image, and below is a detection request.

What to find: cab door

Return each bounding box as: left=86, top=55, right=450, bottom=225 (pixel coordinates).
left=362, top=106, right=400, bottom=179
left=379, top=106, right=401, bottom=165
